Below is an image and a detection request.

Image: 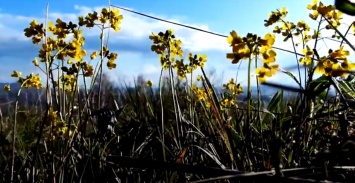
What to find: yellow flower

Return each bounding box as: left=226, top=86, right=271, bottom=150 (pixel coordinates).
left=307, top=0, right=318, bottom=10
left=227, top=30, right=243, bottom=46
left=281, top=7, right=288, bottom=15
left=75, top=49, right=86, bottom=62
left=205, top=101, right=211, bottom=108
left=146, top=80, right=153, bottom=87
left=255, top=67, right=269, bottom=83
left=220, top=97, right=235, bottom=108
left=48, top=21, right=55, bottom=33
left=191, top=85, right=210, bottom=102
left=149, top=33, right=160, bottom=44
left=260, top=47, right=276, bottom=63
left=33, top=59, right=39, bottom=66
left=264, top=63, right=279, bottom=75
left=341, top=58, right=355, bottom=71
left=47, top=107, right=58, bottom=123
left=255, top=63, right=279, bottom=83
left=10, top=71, right=22, bottom=78
left=317, top=2, right=334, bottom=17
left=90, top=51, right=97, bottom=60
left=223, top=78, right=234, bottom=90
left=82, top=62, right=94, bottom=77
left=300, top=57, right=312, bottom=65
left=258, top=33, right=276, bottom=47
left=198, top=54, right=207, bottom=67
left=299, top=45, right=313, bottom=65
left=329, top=10, right=342, bottom=22
left=197, top=75, right=202, bottom=81
left=3, top=85, right=10, bottom=92
left=281, top=21, right=295, bottom=31
left=297, top=20, right=310, bottom=31
left=274, top=26, right=283, bottom=34
left=303, top=45, right=314, bottom=56
left=307, top=0, right=338, bottom=21
left=223, top=78, right=243, bottom=96
left=331, top=64, right=347, bottom=78
left=67, top=59, right=74, bottom=64
left=264, top=7, right=287, bottom=27
left=107, top=60, right=116, bottom=69
left=109, top=8, right=123, bottom=32
left=307, top=0, right=320, bottom=20
left=227, top=46, right=251, bottom=64
left=315, top=58, right=334, bottom=76
left=311, top=30, right=321, bottom=39
left=309, top=10, right=319, bottom=20
left=329, top=46, right=349, bottom=60
left=107, top=53, right=118, bottom=62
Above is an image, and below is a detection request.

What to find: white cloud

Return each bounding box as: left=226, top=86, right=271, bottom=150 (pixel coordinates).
left=142, top=64, right=160, bottom=75
left=69, top=5, right=230, bottom=52
left=2, top=2, right=355, bottom=90
left=254, top=10, right=355, bottom=88
left=0, top=5, right=232, bottom=86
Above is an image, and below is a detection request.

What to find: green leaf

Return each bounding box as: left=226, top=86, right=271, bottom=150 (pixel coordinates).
left=287, top=150, right=293, bottom=165
left=307, top=76, right=331, bottom=99
left=335, top=0, right=355, bottom=16
left=281, top=70, right=301, bottom=87
left=261, top=90, right=283, bottom=128
left=338, top=80, right=355, bottom=98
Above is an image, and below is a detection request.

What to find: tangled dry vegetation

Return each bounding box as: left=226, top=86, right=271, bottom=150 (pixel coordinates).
left=2, top=0, right=355, bottom=182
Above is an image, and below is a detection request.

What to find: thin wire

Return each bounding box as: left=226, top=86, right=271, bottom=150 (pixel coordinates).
left=110, top=4, right=307, bottom=58
left=110, top=4, right=355, bottom=69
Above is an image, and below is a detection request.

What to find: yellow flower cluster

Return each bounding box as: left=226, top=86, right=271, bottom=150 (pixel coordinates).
left=220, top=78, right=243, bottom=109
left=307, top=0, right=342, bottom=29
left=59, top=74, right=77, bottom=92
left=266, top=1, right=354, bottom=78
left=82, top=61, right=94, bottom=76
left=263, top=1, right=348, bottom=77
left=226, top=30, right=279, bottom=83
left=300, top=45, right=314, bottom=65
left=315, top=46, right=355, bottom=78
left=264, top=7, right=288, bottom=27
left=150, top=29, right=183, bottom=69
left=191, top=83, right=212, bottom=108
left=18, top=73, right=43, bottom=89
left=149, top=29, right=207, bottom=80
left=265, top=7, right=317, bottom=45
left=3, top=85, right=10, bottom=92
left=19, top=8, right=122, bottom=92
left=24, top=20, right=45, bottom=44
left=45, top=107, right=72, bottom=141
left=78, top=8, right=123, bottom=32
left=9, top=71, right=42, bottom=89
left=25, top=19, right=87, bottom=62
left=146, top=80, right=153, bottom=87
left=223, top=78, right=243, bottom=96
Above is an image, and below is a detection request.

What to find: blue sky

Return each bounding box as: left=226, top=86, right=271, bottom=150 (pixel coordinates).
left=0, top=0, right=353, bottom=88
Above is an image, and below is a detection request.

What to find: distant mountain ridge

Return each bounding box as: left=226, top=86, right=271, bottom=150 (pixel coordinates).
left=0, top=82, right=300, bottom=106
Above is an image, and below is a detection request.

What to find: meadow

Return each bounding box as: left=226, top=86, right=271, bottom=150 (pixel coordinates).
left=2, top=0, right=355, bottom=182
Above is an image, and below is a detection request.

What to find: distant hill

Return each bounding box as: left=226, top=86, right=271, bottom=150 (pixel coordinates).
left=0, top=83, right=46, bottom=109
left=0, top=82, right=302, bottom=109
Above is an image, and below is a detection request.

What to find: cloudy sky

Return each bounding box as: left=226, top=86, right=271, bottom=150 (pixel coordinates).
left=0, top=0, right=354, bottom=88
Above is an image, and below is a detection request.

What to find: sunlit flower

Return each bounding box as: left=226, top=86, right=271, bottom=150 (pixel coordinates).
left=146, top=80, right=153, bottom=87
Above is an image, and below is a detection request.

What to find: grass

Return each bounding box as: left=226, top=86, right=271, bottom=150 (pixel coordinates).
left=2, top=0, right=355, bottom=182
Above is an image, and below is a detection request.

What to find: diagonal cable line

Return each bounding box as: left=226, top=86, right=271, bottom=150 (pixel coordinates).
left=110, top=5, right=227, bottom=37
left=110, top=5, right=355, bottom=71
left=110, top=4, right=355, bottom=67
left=110, top=4, right=308, bottom=58
left=109, top=4, right=355, bottom=93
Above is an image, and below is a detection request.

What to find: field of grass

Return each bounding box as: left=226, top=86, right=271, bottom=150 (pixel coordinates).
left=2, top=0, right=355, bottom=182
